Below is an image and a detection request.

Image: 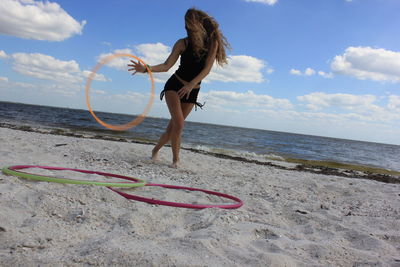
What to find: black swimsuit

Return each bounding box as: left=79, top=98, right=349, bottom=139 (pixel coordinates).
left=160, top=38, right=206, bottom=108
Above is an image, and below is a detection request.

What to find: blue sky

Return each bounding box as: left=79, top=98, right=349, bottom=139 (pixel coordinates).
left=0, top=0, right=399, bottom=145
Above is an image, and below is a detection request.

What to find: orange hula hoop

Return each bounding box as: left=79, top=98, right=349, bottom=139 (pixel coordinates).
left=85, top=53, right=155, bottom=131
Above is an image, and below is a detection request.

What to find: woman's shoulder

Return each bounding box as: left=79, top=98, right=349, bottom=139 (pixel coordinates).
left=177, top=37, right=188, bottom=46
left=173, top=38, right=188, bottom=53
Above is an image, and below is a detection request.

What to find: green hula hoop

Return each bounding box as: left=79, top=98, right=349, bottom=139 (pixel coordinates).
left=2, top=165, right=146, bottom=188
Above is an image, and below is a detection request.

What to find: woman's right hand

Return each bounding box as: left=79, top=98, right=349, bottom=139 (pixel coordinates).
left=127, top=60, right=146, bottom=75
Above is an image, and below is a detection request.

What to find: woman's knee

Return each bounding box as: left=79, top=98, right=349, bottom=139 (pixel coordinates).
left=172, top=118, right=184, bottom=132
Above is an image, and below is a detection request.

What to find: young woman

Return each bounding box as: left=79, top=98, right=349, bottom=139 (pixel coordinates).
left=128, top=8, right=229, bottom=168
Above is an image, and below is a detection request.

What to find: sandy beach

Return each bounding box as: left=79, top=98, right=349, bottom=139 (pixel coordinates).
left=0, top=126, right=399, bottom=266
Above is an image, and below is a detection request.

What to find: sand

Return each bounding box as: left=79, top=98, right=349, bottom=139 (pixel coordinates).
left=0, top=126, right=399, bottom=266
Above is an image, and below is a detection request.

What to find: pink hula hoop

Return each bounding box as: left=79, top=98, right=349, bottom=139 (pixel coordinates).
left=109, top=183, right=243, bottom=209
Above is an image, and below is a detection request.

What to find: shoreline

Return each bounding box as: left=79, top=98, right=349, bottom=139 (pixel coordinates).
left=1, top=122, right=399, bottom=184
left=1, top=126, right=400, bottom=266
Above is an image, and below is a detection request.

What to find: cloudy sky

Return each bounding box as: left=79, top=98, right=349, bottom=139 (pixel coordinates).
left=0, top=0, right=399, bottom=145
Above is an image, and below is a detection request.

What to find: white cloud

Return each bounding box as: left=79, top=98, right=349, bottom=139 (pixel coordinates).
left=290, top=67, right=332, bottom=78
left=82, top=70, right=110, bottom=82
left=203, top=90, right=293, bottom=110
left=43, top=83, right=79, bottom=96
left=134, top=44, right=268, bottom=84
left=135, top=43, right=175, bottom=83
left=318, top=71, right=333, bottom=79
left=297, top=92, right=376, bottom=111
left=242, top=0, right=349, bottom=6
left=0, top=75, right=78, bottom=96
left=0, top=76, right=35, bottom=89
left=97, top=44, right=268, bottom=84
left=0, top=0, right=86, bottom=41
left=296, top=92, right=400, bottom=123
left=207, top=55, right=267, bottom=83
left=112, top=91, right=149, bottom=104
left=304, top=68, right=315, bottom=76
left=243, top=0, right=278, bottom=6
left=331, top=46, right=400, bottom=82
left=97, top=45, right=173, bottom=83
left=0, top=50, right=8, bottom=59
left=92, top=89, right=106, bottom=95
left=135, top=43, right=171, bottom=65
left=266, top=68, right=274, bottom=74
left=102, top=41, right=112, bottom=47
left=12, top=53, right=83, bottom=84
left=388, top=95, right=400, bottom=112
left=9, top=52, right=109, bottom=89
left=290, top=69, right=301, bottom=75
left=97, top=48, right=135, bottom=71
left=135, top=44, right=269, bottom=84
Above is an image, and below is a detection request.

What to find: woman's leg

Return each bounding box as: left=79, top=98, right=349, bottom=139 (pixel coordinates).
left=165, top=91, right=184, bottom=167
left=152, top=91, right=194, bottom=166
left=151, top=120, right=173, bottom=160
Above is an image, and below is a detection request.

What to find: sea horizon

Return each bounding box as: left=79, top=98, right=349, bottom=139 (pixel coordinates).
left=2, top=100, right=398, bottom=147
left=1, top=101, right=400, bottom=173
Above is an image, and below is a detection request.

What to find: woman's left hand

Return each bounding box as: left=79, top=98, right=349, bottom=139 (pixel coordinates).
left=177, top=83, right=195, bottom=100
left=127, top=60, right=146, bottom=75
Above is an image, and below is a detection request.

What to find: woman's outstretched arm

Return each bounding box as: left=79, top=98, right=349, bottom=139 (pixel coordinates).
left=128, top=39, right=185, bottom=74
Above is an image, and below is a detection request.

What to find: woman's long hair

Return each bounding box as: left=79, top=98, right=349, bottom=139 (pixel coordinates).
left=185, top=8, right=230, bottom=66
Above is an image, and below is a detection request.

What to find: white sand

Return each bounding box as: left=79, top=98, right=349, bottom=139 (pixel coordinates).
left=0, top=127, right=399, bottom=266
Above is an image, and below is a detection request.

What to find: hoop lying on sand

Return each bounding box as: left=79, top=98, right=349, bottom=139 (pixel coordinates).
left=2, top=165, right=146, bottom=187
left=109, top=183, right=243, bottom=209
left=2, top=165, right=243, bottom=209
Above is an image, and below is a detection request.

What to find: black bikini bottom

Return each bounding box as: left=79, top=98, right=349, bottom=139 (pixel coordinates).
left=160, top=75, right=204, bottom=109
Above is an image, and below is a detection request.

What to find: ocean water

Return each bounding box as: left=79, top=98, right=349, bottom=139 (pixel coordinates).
left=1, top=101, right=400, bottom=172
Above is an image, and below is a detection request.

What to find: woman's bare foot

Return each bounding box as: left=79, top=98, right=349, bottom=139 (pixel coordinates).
left=151, top=148, right=159, bottom=162
left=170, top=160, right=180, bottom=168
